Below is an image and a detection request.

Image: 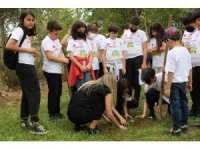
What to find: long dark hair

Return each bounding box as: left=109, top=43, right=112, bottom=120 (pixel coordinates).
left=19, top=10, right=36, bottom=36
left=149, top=23, right=165, bottom=51
left=71, top=21, right=87, bottom=40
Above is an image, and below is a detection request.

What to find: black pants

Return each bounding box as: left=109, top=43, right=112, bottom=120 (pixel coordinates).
left=145, top=89, right=160, bottom=117
left=16, top=63, right=40, bottom=122
left=190, top=66, right=200, bottom=115
left=43, top=71, right=62, bottom=116
left=125, top=56, right=143, bottom=101
left=107, top=67, right=123, bottom=80
left=98, top=62, right=104, bottom=78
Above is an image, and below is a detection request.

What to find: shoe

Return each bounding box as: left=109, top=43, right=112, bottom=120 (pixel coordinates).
left=56, top=113, right=64, bottom=119
left=74, top=125, right=86, bottom=132
left=164, top=128, right=181, bottom=136
left=48, top=115, right=59, bottom=122
left=30, top=122, right=47, bottom=135
left=83, top=126, right=100, bottom=135
left=20, top=120, right=32, bottom=129
left=181, top=125, right=188, bottom=132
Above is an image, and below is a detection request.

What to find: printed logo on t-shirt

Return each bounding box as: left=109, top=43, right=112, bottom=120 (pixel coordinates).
left=79, top=50, right=87, bottom=57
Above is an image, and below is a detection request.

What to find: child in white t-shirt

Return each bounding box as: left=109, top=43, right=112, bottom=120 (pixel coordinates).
left=164, top=27, right=192, bottom=136
left=6, top=10, right=46, bottom=134
left=67, top=21, right=94, bottom=89
left=41, top=20, right=69, bottom=121
left=148, top=23, right=166, bottom=74
left=87, top=23, right=102, bottom=79
left=102, top=24, right=126, bottom=80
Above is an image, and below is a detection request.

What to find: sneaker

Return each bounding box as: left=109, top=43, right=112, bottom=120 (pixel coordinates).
left=20, top=121, right=32, bottom=129
left=56, top=113, right=64, bottom=119
left=181, top=125, right=188, bottom=132
left=48, top=115, right=59, bottom=122
left=74, top=125, right=86, bottom=132
left=30, top=122, right=47, bottom=135
left=164, top=128, right=181, bottom=136
left=83, top=126, right=100, bottom=135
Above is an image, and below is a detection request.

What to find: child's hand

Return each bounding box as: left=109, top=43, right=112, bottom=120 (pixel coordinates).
left=134, top=114, right=145, bottom=119
left=86, top=64, right=92, bottom=71
left=120, top=117, right=127, bottom=126
left=187, top=82, right=192, bottom=92
left=79, top=65, right=87, bottom=73
left=122, top=67, right=126, bottom=75
left=125, top=114, right=133, bottom=120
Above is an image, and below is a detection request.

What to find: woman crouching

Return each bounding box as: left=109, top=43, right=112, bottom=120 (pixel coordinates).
left=67, top=73, right=127, bottom=134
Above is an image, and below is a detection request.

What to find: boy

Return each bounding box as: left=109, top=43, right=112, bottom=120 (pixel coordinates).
left=164, top=27, right=192, bottom=135
left=135, top=68, right=169, bottom=119
left=190, top=10, right=200, bottom=126
left=41, top=20, right=69, bottom=121
left=102, top=24, right=126, bottom=80
left=122, top=16, right=148, bottom=104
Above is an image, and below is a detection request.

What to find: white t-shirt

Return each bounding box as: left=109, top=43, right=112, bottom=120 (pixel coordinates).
left=122, top=29, right=148, bottom=59
left=145, top=73, right=162, bottom=93
left=149, top=38, right=165, bottom=68
left=182, top=30, right=194, bottom=46
left=189, top=29, right=200, bottom=67
left=67, top=39, right=92, bottom=58
left=10, top=27, right=35, bottom=65
left=41, top=36, right=63, bottom=74
left=87, top=38, right=100, bottom=70
left=102, top=38, right=125, bottom=69
left=94, top=34, right=106, bottom=62
left=165, top=46, right=192, bottom=83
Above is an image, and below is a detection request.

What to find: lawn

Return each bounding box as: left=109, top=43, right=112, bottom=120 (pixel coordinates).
left=0, top=86, right=200, bottom=141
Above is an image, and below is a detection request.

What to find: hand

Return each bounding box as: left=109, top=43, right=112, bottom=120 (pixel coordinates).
left=29, top=48, right=40, bottom=57
left=122, top=67, right=126, bottom=75
left=164, top=88, right=171, bottom=98
left=119, top=125, right=128, bottom=130
left=134, top=114, right=145, bottom=119
left=187, top=82, right=192, bottom=92
left=63, top=58, right=69, bottom=65
left=125, top=114, right=133, bottom=120
left=86, top=64, right=92, bottom=71
left=141, top=63, right=147, bottom=69
left=120, top=117, right=127, bottom=126
left=79, top=65, right=87, bottom=73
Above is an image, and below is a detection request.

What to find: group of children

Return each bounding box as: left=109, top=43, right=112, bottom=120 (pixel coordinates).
left=5, top=9, right=200, bottom=135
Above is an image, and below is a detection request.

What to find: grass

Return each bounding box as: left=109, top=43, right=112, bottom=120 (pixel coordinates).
left=0, top=86, right=200, bottom=141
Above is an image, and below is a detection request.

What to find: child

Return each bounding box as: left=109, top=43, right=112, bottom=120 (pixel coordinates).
left=189, top=10, right=200, bottom=125
left=122, top=16, right=148, bottom=103
left=67, top=73, right=127, bottom=134
left=164, top=27, right=192, bottom=136
left=67, top=21, right=95, bottom=89
left=116, top=78, right=139, bottom=120
left=88, top=21, right=106, bottom=77
left=102, top=24, right=126, bottom=80
left=135, top=68, right=169, bottom=119
left=6, top=10, right=46, bottom=134
left=181, top=12, right=196, bottom=49
left=148, top=23, right=166, bottom=74
left=87, top=22, right=102, bottom=79
left=41, top=20, right=69, bottom=121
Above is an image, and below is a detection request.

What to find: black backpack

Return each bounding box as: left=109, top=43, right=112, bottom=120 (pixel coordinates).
left=3, top=30, right=27, bottom=70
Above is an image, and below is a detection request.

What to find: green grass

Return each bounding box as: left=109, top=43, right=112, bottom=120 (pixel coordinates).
left=0, top=87, right=200, bottom=141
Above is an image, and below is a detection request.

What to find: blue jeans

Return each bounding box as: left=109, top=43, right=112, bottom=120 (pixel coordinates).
left=76, top=72, right=92, bottom=89
left=170, top=83, right=188, bottom=130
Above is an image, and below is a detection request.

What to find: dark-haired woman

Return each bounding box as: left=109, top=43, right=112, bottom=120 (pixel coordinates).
left=6, top=10, right=47, bottom=134
left=148, top=23, right=166, bottom=74
left=67, top=21, right=95, bottom=89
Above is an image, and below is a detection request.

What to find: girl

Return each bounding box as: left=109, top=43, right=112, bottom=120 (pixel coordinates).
left=67, top=73, right=127, bottom=134
left=148, top=23, right=166, bottom=74
left=67, top=21, right=95, bottom=89
left=6, top=10, right=46, bottom=134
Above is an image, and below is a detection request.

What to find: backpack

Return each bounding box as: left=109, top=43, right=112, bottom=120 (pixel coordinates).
left=3, top=29, right=27, bottom=70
